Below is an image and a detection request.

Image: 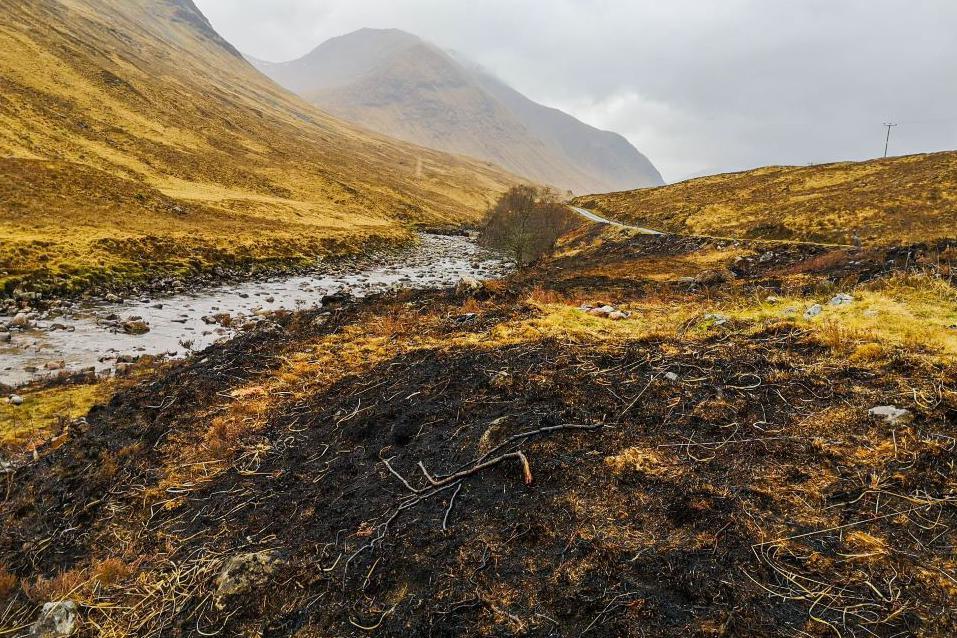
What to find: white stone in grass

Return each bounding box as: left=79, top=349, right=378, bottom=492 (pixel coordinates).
left=868, top=405, right=913, bottom=426
left=804, top=304, right=823, bottom=319
left=31, top=601, right=78, bottom=637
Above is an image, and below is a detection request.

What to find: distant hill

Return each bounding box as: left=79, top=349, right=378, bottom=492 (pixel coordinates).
left=0, top=1, right=516, bottom=296
left=250, top=28, right=664, bottom=194
left=574, top=152, right=957, bottom=244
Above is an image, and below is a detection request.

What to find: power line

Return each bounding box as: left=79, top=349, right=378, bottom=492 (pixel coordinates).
left=882, top=122, right=897, bottom=158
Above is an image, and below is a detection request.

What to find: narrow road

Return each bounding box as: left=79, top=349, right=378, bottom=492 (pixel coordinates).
left=568, top=206, right=663, bottom=235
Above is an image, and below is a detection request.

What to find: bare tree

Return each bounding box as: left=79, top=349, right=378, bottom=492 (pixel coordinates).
left=479, top=186, right=581, bottom=265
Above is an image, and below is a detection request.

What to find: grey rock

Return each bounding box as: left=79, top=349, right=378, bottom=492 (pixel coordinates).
left=0, top=331, right=11, bottom=342
left=455, top=276, right=482, bottom=294
left=31, top=601, right=79, bottom=637
left=829, top=293, right=854, bottom=306
left=9, top=395, right=24, bottom=406
left=214, top=550, right=281, bottom=610
left=664, top=371, right=679, bottom=382
left=695, top=269, right=733, bottom=286
left=868, top=405, right=913, bottom=426
left=703, top=313, right=729, bottom=326
left=804, top=304, right=823, bottom=319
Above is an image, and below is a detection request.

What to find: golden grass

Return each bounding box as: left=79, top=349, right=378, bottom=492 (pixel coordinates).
left=0, top=1, right=517, bottom=295
left=0, top=383, right=107, bottom=450
left=574, top=151, right=957, bottom=245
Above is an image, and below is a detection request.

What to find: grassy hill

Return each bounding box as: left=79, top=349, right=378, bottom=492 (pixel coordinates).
left=574, top=151, right=957, bottom=245
left=0, top=0, right=516, bottom=296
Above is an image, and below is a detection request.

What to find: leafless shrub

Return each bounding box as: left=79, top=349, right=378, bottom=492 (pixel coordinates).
left=480, top=186, right=581, bottom=265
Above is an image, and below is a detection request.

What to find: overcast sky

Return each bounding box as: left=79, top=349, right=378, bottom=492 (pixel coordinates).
left=194, top=0, right=957, bottom=183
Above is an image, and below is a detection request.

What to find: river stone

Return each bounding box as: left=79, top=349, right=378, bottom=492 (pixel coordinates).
left=31, top=601, right=79, bottom=637
left=0, top=331, right=10, bottom=342
left=10, top=312, right=31, bottom=328
left=122, top=320, right=150, bottom=335
left=868, top=405, right=913, bottom=426
left=455, top=276, right=482, bottom=295
left=214, top=550, right=281, bottom=610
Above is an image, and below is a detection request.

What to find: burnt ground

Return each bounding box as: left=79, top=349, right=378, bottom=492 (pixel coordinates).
left=1, top=232, right=956, bottom=637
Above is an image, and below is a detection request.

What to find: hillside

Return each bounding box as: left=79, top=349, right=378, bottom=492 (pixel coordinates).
left=250, top=28, right=664, bottom=195
left=0, top=1, right=516, bottom=297
left=574, top=151, right=957, bottom=245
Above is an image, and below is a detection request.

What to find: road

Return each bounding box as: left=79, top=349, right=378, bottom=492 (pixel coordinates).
left=568, top=206, right=663, bottom=235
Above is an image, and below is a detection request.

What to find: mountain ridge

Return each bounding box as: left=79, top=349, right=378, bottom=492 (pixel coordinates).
left=251, top=28, right=664, bottom=194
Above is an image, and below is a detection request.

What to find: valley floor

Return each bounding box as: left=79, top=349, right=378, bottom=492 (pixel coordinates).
left=2, top=223, right=956, bottom=636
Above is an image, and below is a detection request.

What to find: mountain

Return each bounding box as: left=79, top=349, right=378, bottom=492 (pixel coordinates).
left=574, top=151, right=957, bottom=244
left=0, top=2, right=516, bottom=297
left=250, top=29, right=664, bottom=194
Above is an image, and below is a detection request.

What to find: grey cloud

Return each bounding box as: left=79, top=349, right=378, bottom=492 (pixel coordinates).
left=195, top=0, right=957, bottom=182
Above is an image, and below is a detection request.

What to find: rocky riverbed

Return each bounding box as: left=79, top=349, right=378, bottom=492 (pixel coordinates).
left=0, top=234, right=510, bottom=388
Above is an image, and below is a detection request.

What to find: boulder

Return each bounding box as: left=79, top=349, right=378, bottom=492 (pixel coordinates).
left=31, top=601, right=79, bottom=637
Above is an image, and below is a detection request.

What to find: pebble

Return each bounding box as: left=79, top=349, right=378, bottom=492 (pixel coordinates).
left=664, top=371, right=679, bottom=382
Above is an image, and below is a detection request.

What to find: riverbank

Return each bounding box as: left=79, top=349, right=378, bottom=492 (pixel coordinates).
left=0, top=234, right=511, bottom=391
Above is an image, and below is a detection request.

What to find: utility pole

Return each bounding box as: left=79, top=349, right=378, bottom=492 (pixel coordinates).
left=882, top=122, right=897, bottom=158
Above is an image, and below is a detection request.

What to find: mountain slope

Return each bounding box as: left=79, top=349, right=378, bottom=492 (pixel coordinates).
left=574, top=151, right=957, bottom=244
left=251, top=28, right=664, bottom=194
left=0, top=1, right=516, bottom=296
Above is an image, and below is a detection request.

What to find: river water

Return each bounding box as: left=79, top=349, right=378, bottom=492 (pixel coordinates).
left=0, top=234, right=510, bottom=388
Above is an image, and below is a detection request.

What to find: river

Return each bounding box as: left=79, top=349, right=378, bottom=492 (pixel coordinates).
left=0, top=234, right=511, bottom=388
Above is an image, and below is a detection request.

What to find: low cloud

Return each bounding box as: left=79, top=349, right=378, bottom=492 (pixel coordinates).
left=196, top=0, right=957, bottom=183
